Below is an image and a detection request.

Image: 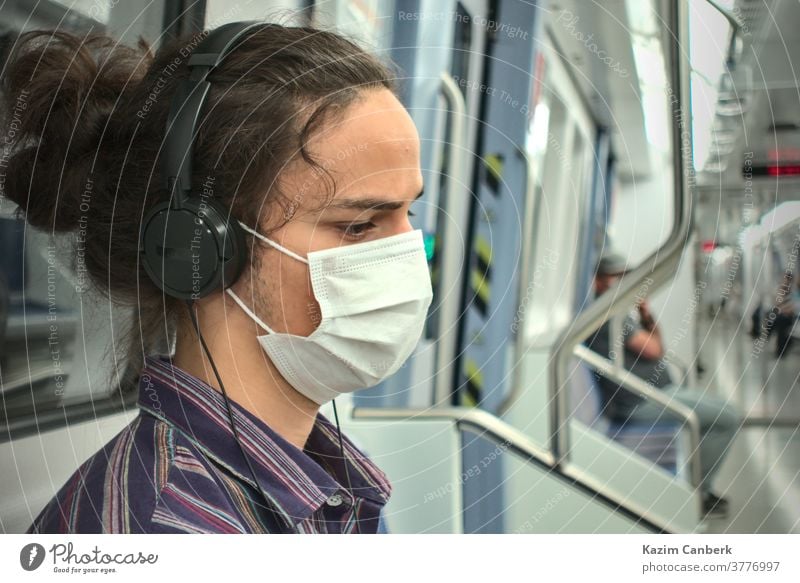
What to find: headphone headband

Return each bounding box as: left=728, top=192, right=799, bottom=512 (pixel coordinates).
left=161, top=20, right=263, bottom=205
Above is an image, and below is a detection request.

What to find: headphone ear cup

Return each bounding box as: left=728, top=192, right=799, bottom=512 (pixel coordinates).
left=140, top=197, right=245, bottom=300
left=212, top=198, right=247, bottom=292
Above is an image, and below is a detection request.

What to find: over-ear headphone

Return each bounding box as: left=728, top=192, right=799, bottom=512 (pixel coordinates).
left=139, top=21, right=263, bottom=300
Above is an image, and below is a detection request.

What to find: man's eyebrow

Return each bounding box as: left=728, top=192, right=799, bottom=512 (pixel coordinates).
left=326, top=188, right=424, bottom=211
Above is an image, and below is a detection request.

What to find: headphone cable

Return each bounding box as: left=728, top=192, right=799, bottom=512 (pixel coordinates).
left=331, top=398, right=359, bottom=534
left=184, top=299, right=359, bottom=534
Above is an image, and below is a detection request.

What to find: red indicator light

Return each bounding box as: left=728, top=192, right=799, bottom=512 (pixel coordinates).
left=767, top=165, right=800, bottom=176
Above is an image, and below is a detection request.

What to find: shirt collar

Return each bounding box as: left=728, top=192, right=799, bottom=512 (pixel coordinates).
left=137, top=355, right=391, bottom=528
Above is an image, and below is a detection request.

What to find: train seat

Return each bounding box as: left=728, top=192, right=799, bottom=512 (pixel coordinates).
left=568, top=359, right=687, bottom=477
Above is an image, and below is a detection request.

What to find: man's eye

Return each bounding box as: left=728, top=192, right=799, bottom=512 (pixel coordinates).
left=408, top=209, right=416, bottom=217
left=340, top=222, right=375, bottom=240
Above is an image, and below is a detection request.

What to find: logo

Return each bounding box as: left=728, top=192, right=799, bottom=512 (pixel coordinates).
left=20, top=543, right=46, bottom=571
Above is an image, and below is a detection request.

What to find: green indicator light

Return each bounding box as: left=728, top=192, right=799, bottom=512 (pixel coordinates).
left=423, top=233, right=435, bottom=261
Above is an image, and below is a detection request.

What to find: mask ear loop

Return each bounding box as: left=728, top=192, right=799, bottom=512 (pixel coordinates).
left=237, top=221, right=309, bottom=264
left=225, top=288, right=275, bottom=334
left=227, top=221, right=309, bottom=334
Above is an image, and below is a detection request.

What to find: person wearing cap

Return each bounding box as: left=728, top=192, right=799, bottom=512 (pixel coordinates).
left=585, top=252, right=741, bottom=519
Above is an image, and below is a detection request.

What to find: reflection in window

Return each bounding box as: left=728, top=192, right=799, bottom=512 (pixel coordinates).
left=0, top=1, right=142, bottom=431
left=0, top=217, right=78, bottom=418
left=50, top=0, right=113, bottom=23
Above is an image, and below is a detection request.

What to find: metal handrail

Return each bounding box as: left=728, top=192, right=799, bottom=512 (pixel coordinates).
left=353, top=405, right=554, bottom=464
left=548, top=0, right=693, bottom=469
left=351, top=406, right=674, bottom=532
left=706, top=0, right=744, bottom=66
left=497, top=145, right=542, bottom=415
left=432, top=72, right=469, bottom=407
left=573, top=344, right=702, bottom=488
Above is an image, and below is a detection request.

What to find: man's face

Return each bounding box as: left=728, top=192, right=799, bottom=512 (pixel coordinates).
left=239, top=88, right=424, bottom=338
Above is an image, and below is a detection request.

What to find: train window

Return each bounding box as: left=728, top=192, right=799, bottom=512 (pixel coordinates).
left=49, top=0, right=113, bottom=23
left=204, top=2, right=399, bottom=53
left=0, top=1, right=166, bottom=439
left=205, top=1, right=309, bottom=29
left=688, top=0, right=735, bottom=172
left=0, top=0, right=104, bottom=34
left=0, top=216, right=130, bottom=423
left=521, top=36, right=596, bottom=345
left=312, top=0, right=393, bottom=52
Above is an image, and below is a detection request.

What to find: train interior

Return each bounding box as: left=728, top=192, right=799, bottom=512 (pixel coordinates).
left=0, top=0, right=798, bottom=534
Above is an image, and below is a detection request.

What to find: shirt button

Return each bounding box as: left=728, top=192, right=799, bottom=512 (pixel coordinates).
left=326, top=494, right=344, bottom=507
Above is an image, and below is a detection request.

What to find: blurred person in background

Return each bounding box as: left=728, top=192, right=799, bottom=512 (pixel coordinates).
left=586, top=252, right=742, bottom=518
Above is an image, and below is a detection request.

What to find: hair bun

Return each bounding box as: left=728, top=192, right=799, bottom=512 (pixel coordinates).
left=0, top=30, right=151, bottom=231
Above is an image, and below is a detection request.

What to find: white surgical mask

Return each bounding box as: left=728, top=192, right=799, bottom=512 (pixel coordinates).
left=226, top=222, right=434, bottom=405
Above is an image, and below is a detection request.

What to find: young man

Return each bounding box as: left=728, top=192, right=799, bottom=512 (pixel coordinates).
left=6, top=24, right=432, bottom=534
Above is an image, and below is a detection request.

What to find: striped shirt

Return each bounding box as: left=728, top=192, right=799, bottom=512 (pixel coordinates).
left=27, top=355, right=392, bottom=533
